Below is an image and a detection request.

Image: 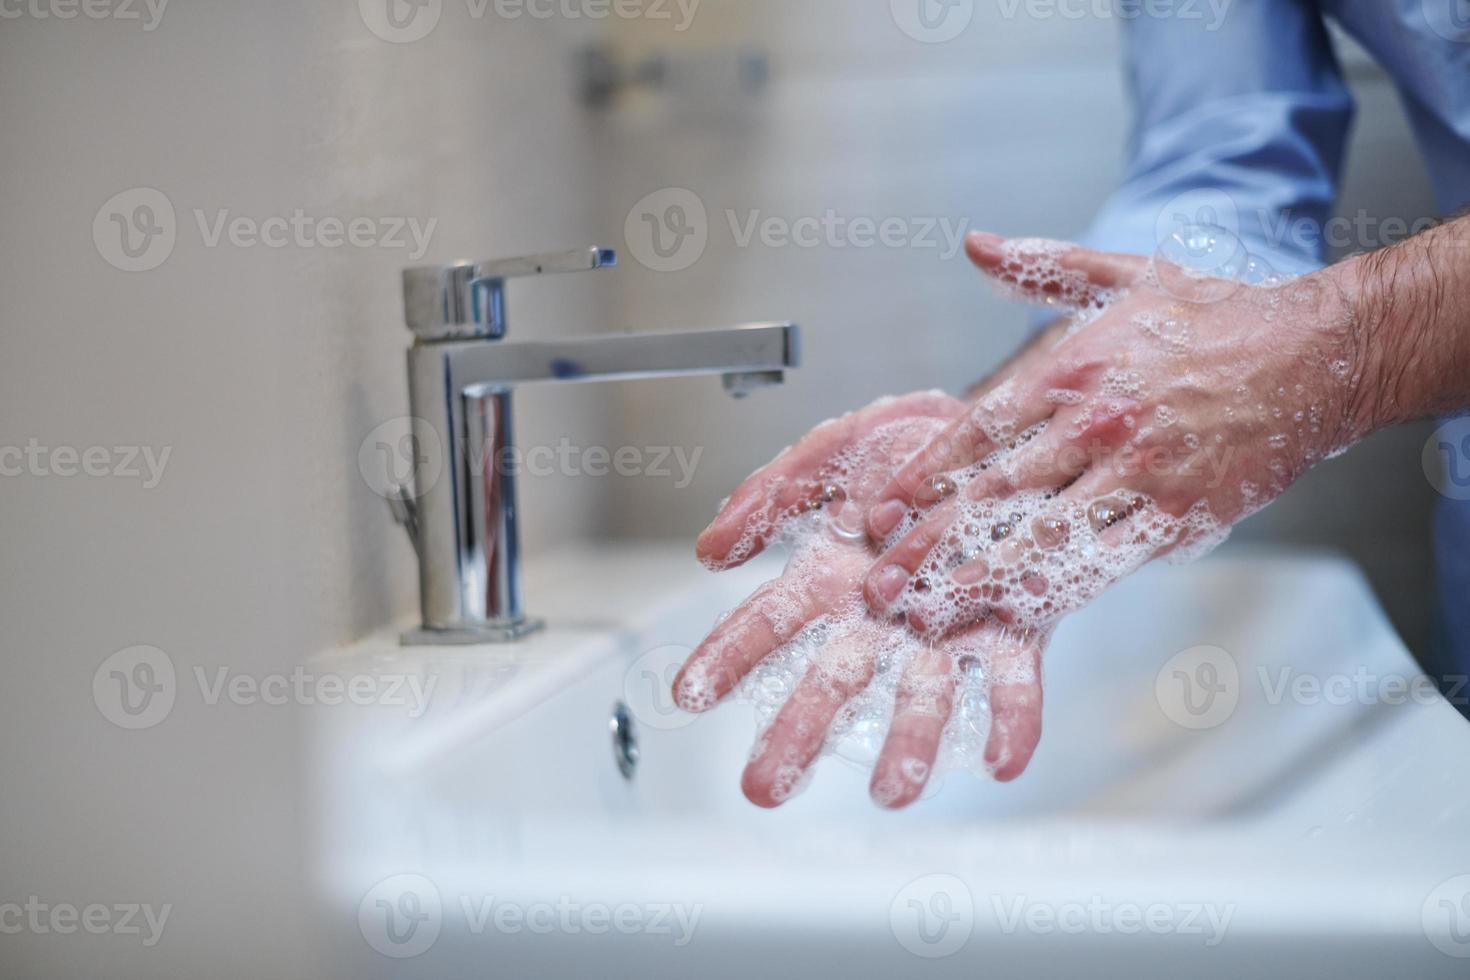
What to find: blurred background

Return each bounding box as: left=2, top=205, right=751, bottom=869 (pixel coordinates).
left=0, top=2, right=1446, bottom=976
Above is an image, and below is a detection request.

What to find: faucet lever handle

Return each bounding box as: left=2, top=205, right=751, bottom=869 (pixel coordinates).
left=403, top=247, right=617, bottom=341
left=472, top=246, right=616, bottom=282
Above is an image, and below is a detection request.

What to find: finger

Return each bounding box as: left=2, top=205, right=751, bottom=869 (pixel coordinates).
left=697, top=391, right=962, bottom=569
left=966, top=231, right=1148, bottom=308
left=983, top=629, right=1046, bottom=782
left=1054, top=469, right=1159, bottom=554
left=868, top=400, right=1151, bottom=627
left=971, top=396, right=1142, bottom=498
left=908, top=477, right=1155, bottom=636
left=865, top=497, right=963, bottom=615
left=741, top=630, right=876, bottom=808
left=869, top=644, right=955, bottom=809
left=867, top=387, right=1053, bottom=540
left=672, top=558, right=860, bottom=713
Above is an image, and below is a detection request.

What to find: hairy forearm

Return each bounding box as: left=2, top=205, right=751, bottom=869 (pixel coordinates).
left=1338, top=213, right=1470, bottom=432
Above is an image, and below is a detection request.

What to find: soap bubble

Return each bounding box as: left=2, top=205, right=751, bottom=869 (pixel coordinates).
left=1152, top=223, right=1249, bottom=304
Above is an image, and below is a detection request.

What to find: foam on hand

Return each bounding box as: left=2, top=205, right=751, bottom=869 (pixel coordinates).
left=696, top=228, right=1364, bottom=801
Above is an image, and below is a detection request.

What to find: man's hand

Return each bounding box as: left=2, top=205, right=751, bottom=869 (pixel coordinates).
left=676, top=392, right=1048, bottom=808
left=862, top=230, right=1368, bottom=637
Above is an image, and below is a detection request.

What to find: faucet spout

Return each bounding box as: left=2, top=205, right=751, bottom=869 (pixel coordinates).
left=392, top=248, right=800, bottom=645
left=439, top=322, right=798, bottom=394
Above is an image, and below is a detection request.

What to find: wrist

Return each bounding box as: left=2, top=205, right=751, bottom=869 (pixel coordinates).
left=1333, top=219, right=1470, bottom=433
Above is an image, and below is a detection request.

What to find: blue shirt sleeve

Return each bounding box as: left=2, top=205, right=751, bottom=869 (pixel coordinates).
left=1080, top=1, right=1355, bottom=278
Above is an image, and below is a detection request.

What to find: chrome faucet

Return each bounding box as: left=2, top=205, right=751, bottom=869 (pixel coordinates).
left=388, top=246, right=800, bottom=645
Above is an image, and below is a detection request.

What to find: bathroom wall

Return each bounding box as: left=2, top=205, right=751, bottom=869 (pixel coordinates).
left=1, top=6, right=616, bottom=977
left=594, top=1, right=1440, bottom=652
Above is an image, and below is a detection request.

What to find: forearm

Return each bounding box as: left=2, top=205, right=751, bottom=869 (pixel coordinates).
left=1337, top=214, right=1470, bottom=432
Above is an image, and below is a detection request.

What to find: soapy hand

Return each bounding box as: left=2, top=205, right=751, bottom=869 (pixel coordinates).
left=862, top=231, right=1365, bottom=639
left=675, top=392, right=1049, bottom=808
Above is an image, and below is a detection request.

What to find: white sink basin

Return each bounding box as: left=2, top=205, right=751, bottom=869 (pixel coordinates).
left=311, top=543, right=1470, bottom=977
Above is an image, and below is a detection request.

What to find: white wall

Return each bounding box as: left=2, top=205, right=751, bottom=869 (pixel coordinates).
left=1, top=5, right=614, bottom=976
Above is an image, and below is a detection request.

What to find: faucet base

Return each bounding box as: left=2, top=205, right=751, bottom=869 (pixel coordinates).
left=399, top=618, right=546, bottom=647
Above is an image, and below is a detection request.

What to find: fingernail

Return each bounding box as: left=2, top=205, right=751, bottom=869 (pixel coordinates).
left=868, top=499, right=905, bottom=538
left=967, top=231, right=1005, bottom=260
left=874, top=565, right=909, bottom=604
